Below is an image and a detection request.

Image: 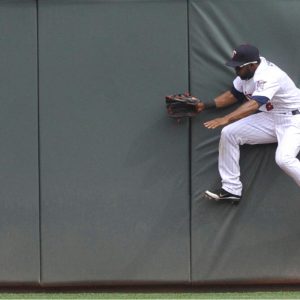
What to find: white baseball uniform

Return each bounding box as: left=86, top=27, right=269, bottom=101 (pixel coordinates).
left=220, top=57, right=300, bottom=196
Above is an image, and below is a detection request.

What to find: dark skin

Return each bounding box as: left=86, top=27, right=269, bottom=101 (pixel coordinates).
left=196, top=62, right=261, bottom=129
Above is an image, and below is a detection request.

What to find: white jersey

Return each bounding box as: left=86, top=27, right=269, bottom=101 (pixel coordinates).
left=233, top=57, right=300, bottom=113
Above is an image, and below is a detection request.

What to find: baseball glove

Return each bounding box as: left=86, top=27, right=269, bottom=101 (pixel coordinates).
left=165, top=92, right=202, bottom=118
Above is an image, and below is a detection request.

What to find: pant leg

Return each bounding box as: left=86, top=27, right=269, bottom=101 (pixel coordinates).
left=275, top=114, right=300, bottom=186
left=219, top=112, right=277, bottom=195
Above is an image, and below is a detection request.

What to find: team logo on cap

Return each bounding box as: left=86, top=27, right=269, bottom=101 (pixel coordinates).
left=232, top=50, right=237, bottom=58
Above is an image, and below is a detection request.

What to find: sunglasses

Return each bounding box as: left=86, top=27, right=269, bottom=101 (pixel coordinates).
left=236, top=61, right=258, bottom=69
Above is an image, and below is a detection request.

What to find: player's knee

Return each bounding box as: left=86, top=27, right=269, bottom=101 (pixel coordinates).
left=220, top=125, right=240, bottom=144
left=275, top=152, right=294, bottom=171
left=221, top=126, right=232, bottom=139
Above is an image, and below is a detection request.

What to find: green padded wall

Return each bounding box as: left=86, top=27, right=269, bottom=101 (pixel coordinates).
left=0, top=0, right=299, bottom=286
left=0, top=0, right=39, bottom=284
left=38, top=0, right=190, bottom=284
left=190, top=0, right=300, bottom=284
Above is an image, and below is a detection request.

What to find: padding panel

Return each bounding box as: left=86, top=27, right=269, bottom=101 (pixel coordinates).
left=39, top=0, right=190, bottom=284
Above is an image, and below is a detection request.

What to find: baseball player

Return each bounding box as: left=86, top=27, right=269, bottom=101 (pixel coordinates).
left=199, top=44, right=300, bottom=204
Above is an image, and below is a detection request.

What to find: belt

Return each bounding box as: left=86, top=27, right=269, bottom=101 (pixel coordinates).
left=280, top=109, right=300, bottom=115
left=292, top=109, right=300, bottom=115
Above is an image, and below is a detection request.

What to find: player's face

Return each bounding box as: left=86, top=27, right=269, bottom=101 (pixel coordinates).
left=235, top=65, right=255, bottom=80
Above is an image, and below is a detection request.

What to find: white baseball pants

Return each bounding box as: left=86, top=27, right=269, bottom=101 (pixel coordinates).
left=219, top=111, right=300, bottom=196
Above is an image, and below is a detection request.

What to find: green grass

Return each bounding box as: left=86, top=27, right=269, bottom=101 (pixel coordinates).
left=1, top=291, right=300, bottom=299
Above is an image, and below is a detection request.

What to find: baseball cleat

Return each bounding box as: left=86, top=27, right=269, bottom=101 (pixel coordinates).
left=204, top=188, right=241, bottom=204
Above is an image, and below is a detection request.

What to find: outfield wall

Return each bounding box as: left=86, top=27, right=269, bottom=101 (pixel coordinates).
left=1, top=0, right=300, bottom=286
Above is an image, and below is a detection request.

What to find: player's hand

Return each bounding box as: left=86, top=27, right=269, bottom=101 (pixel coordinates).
left=203, top=117, right=229, bottom=129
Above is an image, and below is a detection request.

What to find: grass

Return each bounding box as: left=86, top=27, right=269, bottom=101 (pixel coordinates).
left=0, top=291, right=300, bottom=299
left=0, top=285, right=300, bottom=299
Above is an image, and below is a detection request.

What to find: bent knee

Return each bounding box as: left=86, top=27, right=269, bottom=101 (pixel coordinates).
left=220, top=125, right=243, bottom=145
left=275, top=153, right=296, bottom=170
left=221, top=125, right=235, bottom=139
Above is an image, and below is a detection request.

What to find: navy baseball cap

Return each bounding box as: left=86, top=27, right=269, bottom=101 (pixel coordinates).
left=225, top=44, right=260, bottom=68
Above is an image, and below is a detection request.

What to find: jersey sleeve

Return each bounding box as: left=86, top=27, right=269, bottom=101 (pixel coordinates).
left=231, top=86, right=246, bottom=103
left=232, top=76, right=243, bottom=93
left=249, top=95, right=269, bottom=105
left=252, top=77, right=280, bottom=100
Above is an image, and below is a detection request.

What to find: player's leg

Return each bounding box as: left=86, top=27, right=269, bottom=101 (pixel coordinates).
left=275, top=114, right=300, bottom=186
left=205, top=112, right=277, bottom=201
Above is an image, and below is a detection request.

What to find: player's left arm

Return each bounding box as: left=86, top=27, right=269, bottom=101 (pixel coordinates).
left=204, top=99, right=260, bottom=129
